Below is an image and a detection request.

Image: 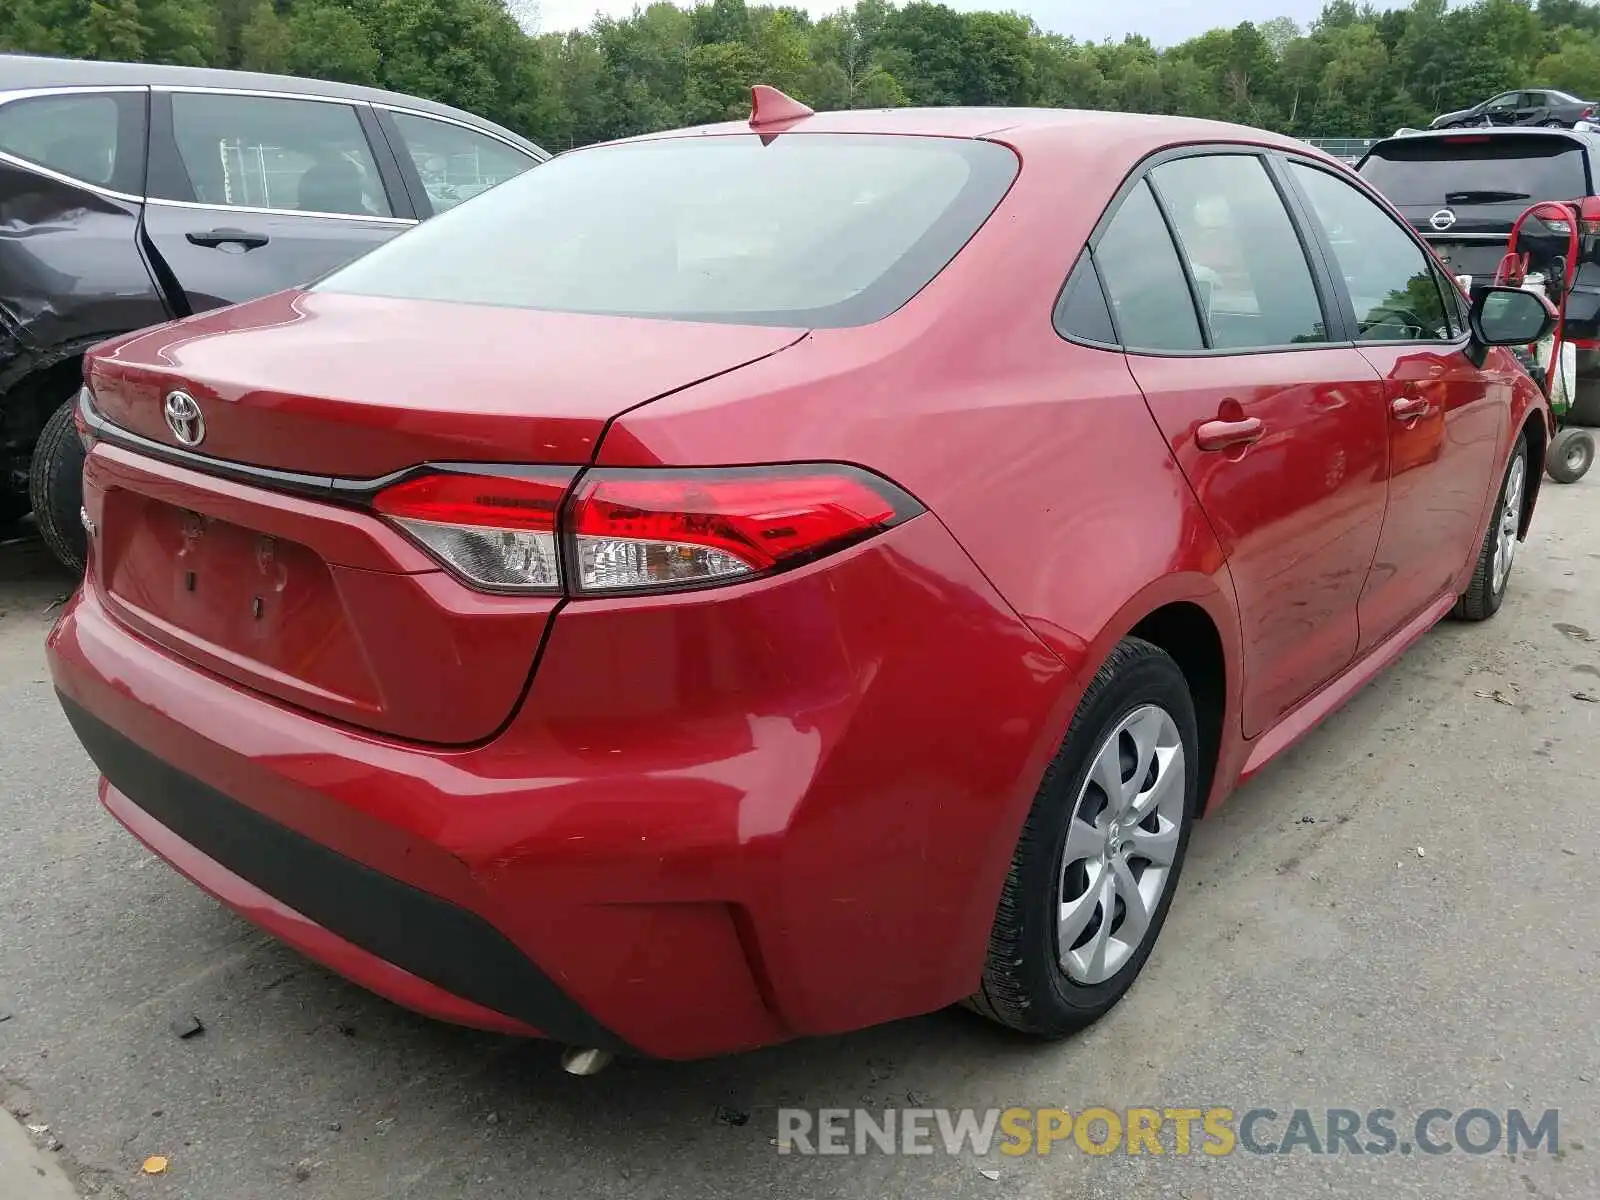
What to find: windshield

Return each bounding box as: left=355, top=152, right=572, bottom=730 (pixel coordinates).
left=1359, top=137, right=1589, bottom=205
left=317, top=133, right=1018, bottom=328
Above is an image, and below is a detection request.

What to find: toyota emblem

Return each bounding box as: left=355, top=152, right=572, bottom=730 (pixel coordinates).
left=1429, top=208, right=1458, bottom=231
left=163, top=390, right=205, bottom=447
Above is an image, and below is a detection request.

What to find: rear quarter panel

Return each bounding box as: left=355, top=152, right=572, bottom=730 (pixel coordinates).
left=598, top=128, right=1246, bottom=1001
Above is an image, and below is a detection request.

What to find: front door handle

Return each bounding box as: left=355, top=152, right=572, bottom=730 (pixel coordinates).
left=1390, top=395, right=1429, bottom=421
left=186, top=228, right=269, bottom=249
left=1196, top=416, right=1264, bottom=451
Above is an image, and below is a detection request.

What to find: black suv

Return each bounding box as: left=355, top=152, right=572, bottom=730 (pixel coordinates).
left=1, top=55, right=547, bottom=568
left=1357, top=127, right=1600, bottom=425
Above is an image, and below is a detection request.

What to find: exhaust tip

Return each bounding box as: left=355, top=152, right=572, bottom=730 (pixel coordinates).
left=560, top=1047, right=613, bottom=1076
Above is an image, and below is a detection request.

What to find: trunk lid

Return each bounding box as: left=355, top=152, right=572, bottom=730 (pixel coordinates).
left=87, top=290, right=806, bottom=475
left=82, top=291, right=805, bottom=744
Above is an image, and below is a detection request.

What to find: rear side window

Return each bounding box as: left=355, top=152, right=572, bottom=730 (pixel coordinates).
left=1150, top=154, right=1329, bottom=349
left=317, top=133, right=1018, bottom=328
left=164, top=93, right=392, bottom=218
left=1290, top=162, right=1453, bottom=342
left=1093, top=181, right=1204, bottom=352
left=1054, top=252, right=1117, bottom=344
left=1358, top=137, right=1589, bottom=206
left=386, top=112, right=535, bottom=213
left=0, top=93, right=121, bottom=187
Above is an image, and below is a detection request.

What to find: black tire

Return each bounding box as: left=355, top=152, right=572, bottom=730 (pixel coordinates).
left=967, top=637, right=1198, bottom=1037
left=29, top=396, right=87, bottom=573
left=1452, top=433, right=1527, bottom=621
left=1547, top=426, right=1595, bottom=484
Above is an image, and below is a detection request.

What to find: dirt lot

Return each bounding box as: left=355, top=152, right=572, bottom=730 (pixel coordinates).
left=2, top=474, right=1599, bottom=1200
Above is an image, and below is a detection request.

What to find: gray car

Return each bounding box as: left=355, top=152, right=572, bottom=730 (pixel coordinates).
left=1431, top=88, right=1596, bottom=130
left=0, top=54, right=548, bottom=569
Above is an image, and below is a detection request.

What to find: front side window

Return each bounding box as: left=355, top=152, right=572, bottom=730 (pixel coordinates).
left=1150, top=154, right=1329, bottom=349
left=387, top=112, right=535, bottom=213
left=318, top=133, right=1018, bottom=328
left=1092, top=181, right=1205, bottom=352
left=0, top=94, right=120, bottom=187
left=1486, top=93, right=1519, bottom=112
left=1289, top=162, right=1452, bottom=342
left=165, top=93, right=391, bottom=217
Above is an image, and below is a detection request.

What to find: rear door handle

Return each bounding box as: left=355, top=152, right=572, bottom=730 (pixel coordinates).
left=186, top=228, right=269, bottom=249
left=1390, top=395, right=1429, bottom=421
left=1195, top=416, right=1264, bottom=451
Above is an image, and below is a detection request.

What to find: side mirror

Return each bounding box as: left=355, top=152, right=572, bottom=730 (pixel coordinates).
left=1470, top=285, right=1555, bottom=347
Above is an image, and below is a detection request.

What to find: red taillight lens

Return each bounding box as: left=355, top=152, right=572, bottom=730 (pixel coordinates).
left=566, top=465, right=922, bottom=593
left=1578, top=196, right=1600, bottom=236
left=373, top=468, right=575, bottom=592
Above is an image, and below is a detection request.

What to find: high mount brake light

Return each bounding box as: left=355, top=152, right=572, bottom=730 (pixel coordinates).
left=372, top=464, right=923, bottom=595
left=373, top=469, right=574, bottom=592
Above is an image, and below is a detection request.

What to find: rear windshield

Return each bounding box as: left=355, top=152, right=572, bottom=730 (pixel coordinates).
left=316, top=133, right=1018, bottom=328
left=1358, top=136, right=1589, bottom=205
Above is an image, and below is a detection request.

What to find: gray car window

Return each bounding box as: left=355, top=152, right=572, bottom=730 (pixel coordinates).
left=0, top=93, right=119, bottom=186
left=387, top=112, right=534, bottom=213
left=1093, top=180, right=1205, bottom=352
left=1290, top=162, right=1452, bottom=343
left=1151, top=154, right=1329, bottom=349
left=167, top=93, right=391, bottom=218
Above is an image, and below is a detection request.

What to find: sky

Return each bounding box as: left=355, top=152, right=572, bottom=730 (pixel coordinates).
left=531, top=0, right=1390, bottom=48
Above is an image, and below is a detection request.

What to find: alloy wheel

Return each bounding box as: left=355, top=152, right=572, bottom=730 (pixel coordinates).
left=1492, top=453, right=1524, bottom=594
left=1057, top=704, right=1186, bottom=986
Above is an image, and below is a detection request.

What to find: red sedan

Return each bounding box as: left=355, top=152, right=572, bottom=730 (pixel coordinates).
left=48, top=93, right=1553, bottom=1061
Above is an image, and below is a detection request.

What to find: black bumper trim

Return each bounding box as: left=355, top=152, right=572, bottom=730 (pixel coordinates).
left=59, top=694, right=631, bottom=1053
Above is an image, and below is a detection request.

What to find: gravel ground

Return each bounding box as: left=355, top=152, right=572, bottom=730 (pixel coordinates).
left=2, top=471, right=1598, bottom=1200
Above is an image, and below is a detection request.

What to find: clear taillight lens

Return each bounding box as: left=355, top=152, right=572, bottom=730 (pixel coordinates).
left=373, top=468, right=575, bottom=593
left=566, top=466, right=922, bottom=593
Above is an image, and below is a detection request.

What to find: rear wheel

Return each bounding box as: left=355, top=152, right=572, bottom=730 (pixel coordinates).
left=1452, top=434, right=1527, bottom=621
left=1547, top=426, right=1595, bottom=483
left=29, top=396, right=87, bottom=573
left=967, top=638, right=1197, bottom=1037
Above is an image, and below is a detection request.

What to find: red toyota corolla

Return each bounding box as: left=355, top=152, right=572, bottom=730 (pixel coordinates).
left=48, top=93, right=1553, bottom=1062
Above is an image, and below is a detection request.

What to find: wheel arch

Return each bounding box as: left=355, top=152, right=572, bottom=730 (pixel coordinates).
left=1065, top=573, right=1245, bottom=818
left=1519, top=406, right=1547, bottom=536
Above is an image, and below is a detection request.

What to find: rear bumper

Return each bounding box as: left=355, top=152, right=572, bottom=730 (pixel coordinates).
left=48, top=515, right=1073, bottom=1059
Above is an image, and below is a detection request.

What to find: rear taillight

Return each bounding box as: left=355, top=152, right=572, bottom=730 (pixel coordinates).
left=373, top=464, right=922, bottom=596
left=373, top=468, right=574, bottom=592
left=567, top=466, right=920, bottom=592
left=1579, top=196, right=1600, bottom=236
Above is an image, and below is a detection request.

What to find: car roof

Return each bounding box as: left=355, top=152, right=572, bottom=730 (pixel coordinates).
left=0, top=53, right=546, bottom=157
left=602, top=105, right=1318, bottom=162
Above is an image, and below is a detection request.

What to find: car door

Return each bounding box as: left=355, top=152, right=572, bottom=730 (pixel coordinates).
left=1483, top=93, right=1520, bottom=125
left=0, top=87, right=169, bottom=349
left=372, top=107, right=539, bottom=216
left=140, top=89, right=416, bottom=313
left=1285, top=159, right=1505, bottom=653
left=1092, top=151, right=1390, bottom=737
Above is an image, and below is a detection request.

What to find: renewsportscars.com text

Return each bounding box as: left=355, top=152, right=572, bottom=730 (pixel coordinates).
left=775, top=1106, right=1559, bottom=1157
